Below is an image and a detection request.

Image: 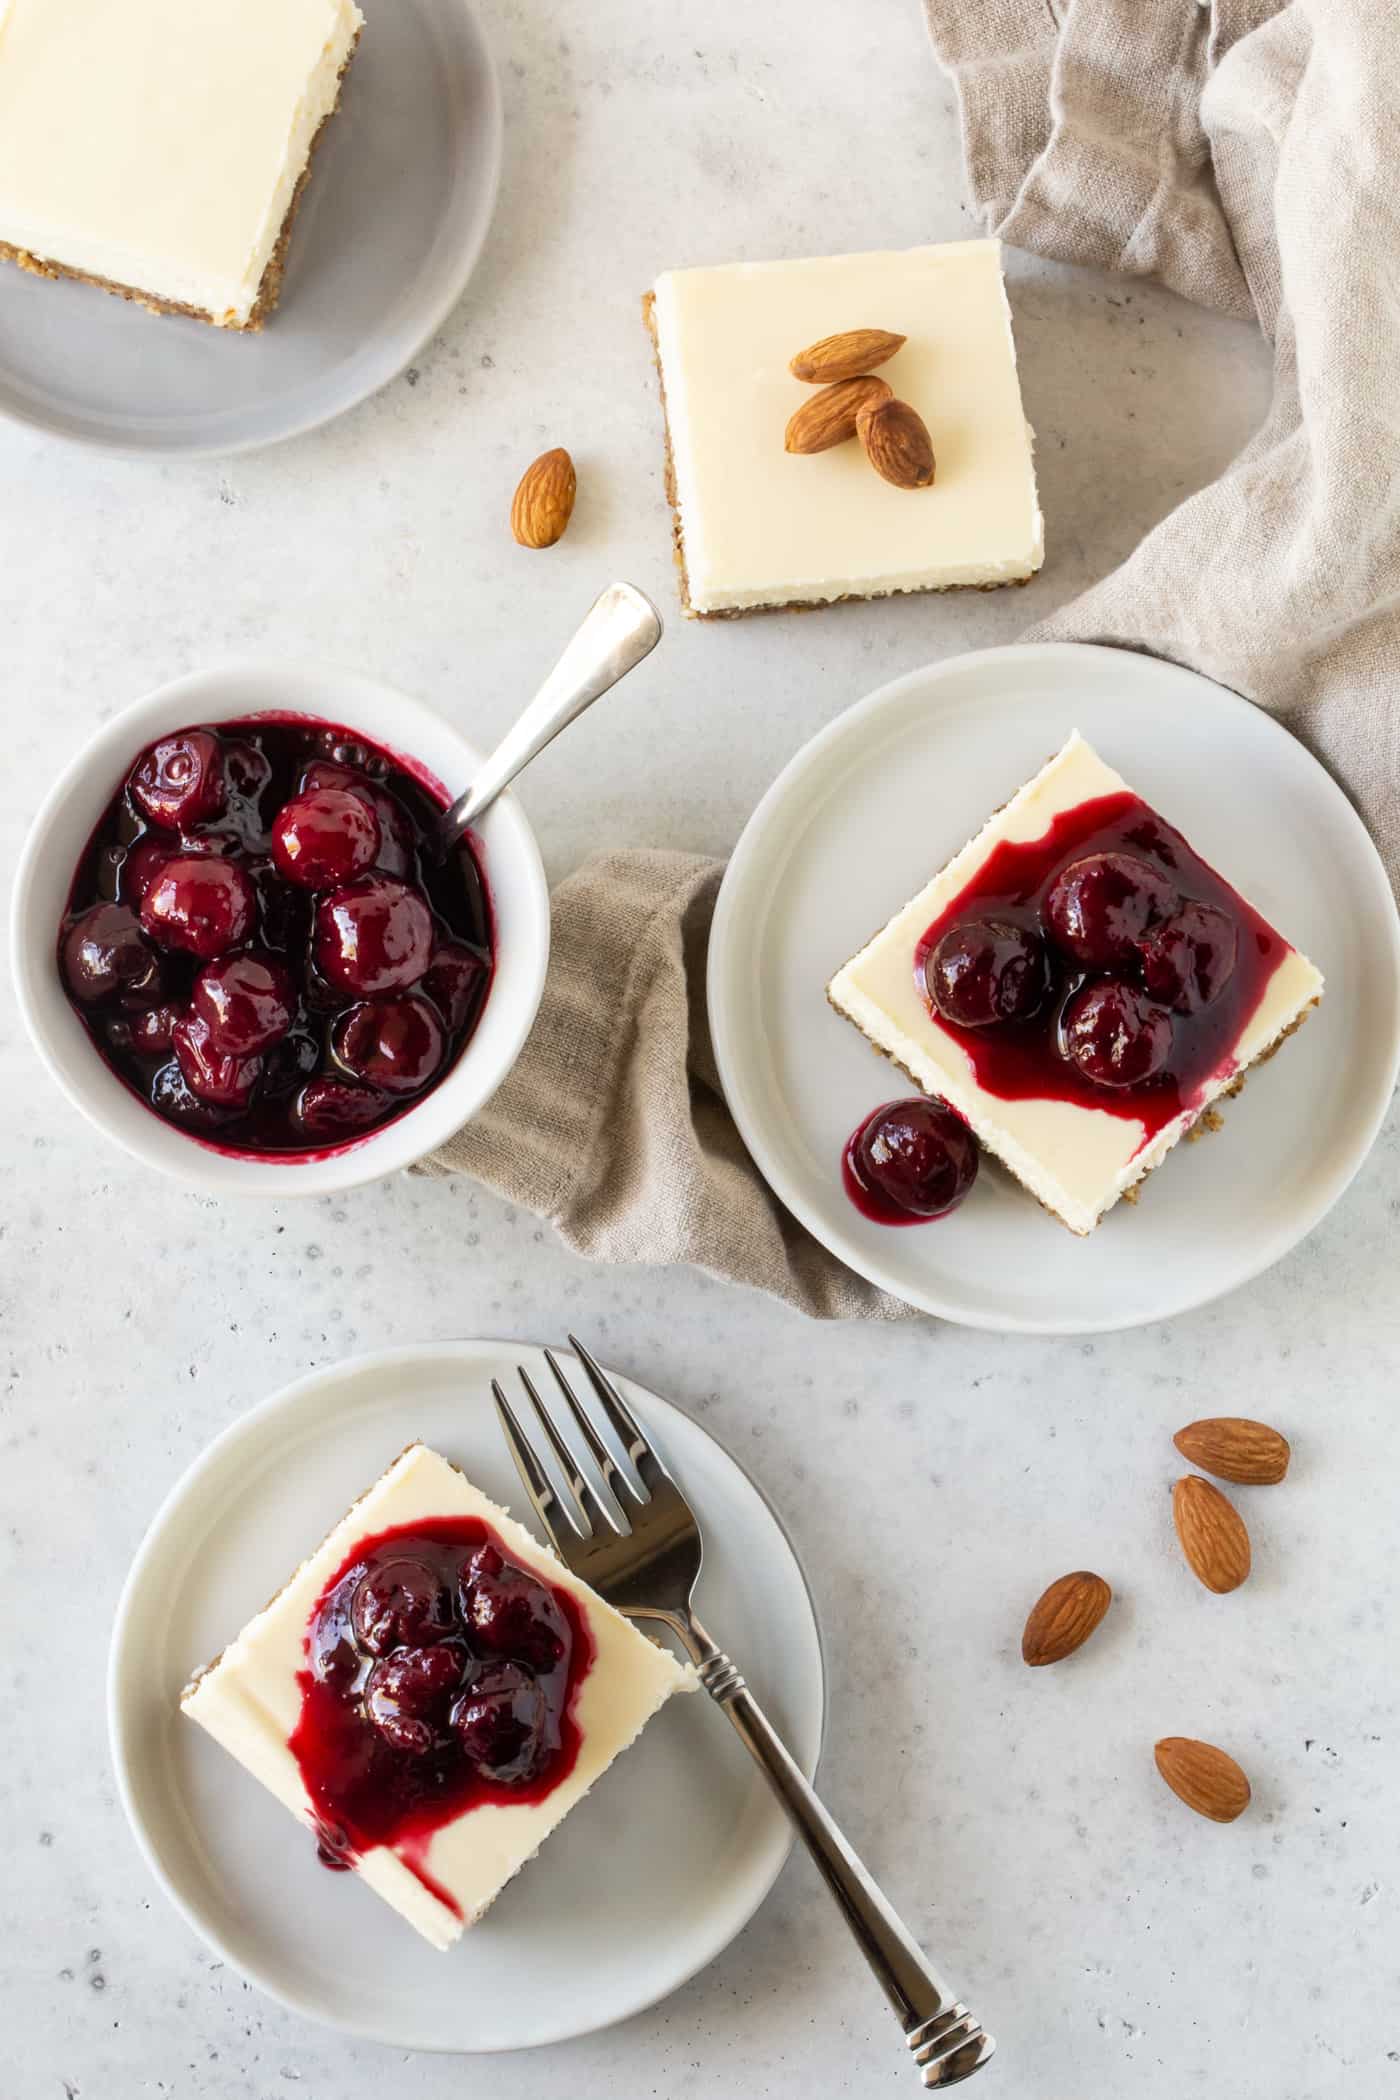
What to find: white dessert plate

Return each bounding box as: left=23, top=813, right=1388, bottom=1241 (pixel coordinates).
left=0, top=0, right=501, bottom=456
left=708, top=642, right=1400, bottom=1334
left=109, top=1341, right=825, bottom=2051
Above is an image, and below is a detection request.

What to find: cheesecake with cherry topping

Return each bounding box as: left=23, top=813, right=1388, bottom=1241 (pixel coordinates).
left=182, top=1443, right=691, bottom=1948
left=827, top=733, right=1324, bottom=1234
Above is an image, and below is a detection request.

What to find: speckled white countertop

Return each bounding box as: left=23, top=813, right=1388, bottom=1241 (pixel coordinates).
left=2, top=1, right=1396, bottom=2095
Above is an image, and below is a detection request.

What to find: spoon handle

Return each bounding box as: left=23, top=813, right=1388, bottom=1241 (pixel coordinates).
left=437, top=581, right=663, bottom=846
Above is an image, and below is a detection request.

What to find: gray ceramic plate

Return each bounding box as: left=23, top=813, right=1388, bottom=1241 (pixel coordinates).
left=0, top=0, right=501, bottom=456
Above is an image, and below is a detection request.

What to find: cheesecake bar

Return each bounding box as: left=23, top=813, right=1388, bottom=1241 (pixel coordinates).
left=0, top=0, right=363, bottom=329
left=183, top=1443, right=691, bottom=1948
left=828, top=734, right=1324, bottom=1235
left=645, top=239, right=1043, bottom=616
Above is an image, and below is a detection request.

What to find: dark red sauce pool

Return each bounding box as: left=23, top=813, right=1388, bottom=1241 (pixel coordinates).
left=57, top=717, right=493, bottom=1154
left=291, top=1517, right=592, bottom=1909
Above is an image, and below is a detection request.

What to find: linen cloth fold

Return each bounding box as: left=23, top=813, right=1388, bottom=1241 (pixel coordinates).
left=427, top=0, right=1399, bottom=1316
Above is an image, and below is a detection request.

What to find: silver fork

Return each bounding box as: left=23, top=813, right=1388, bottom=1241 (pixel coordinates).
left=492, top=1337, right=995, bottom=2090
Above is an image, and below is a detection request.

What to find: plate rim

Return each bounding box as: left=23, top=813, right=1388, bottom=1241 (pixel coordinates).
left=107, top=1337, right=827, bottom=2052
left=0, top=0, right=504, bottom=459
left=708, top=639, right=1400, bottom=1335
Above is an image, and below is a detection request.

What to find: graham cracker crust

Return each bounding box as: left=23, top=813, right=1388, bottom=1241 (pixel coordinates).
left=0, top=32, right=359, bottom=332
left=641, top=289, right=1038, bottom=620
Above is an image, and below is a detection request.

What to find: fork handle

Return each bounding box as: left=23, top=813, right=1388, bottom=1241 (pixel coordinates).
left=678, top=1615, right=994, bottom=2090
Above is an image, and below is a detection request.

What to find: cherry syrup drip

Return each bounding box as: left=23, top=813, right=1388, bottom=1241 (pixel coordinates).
left=912, top=791, right=1283, bottom=1146
left=290, top=1518, right=593, bottom=1911
left=57, top=718, right=494, bottom=1155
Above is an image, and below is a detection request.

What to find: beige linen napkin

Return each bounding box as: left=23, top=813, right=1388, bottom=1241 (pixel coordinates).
left=428, top=0, right=1399, bottom=1315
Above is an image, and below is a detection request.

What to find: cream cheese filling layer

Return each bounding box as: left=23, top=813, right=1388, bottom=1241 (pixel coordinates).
left=182, top=1444, right=691, bottom=1949
left=828, top=734, right=1325, bottom=1235
left=0, top=0, right=362, bottom=322
left=652, top=240, right=1044, bottom=613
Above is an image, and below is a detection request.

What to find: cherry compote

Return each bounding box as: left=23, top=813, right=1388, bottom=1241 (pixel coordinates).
left=57, top=719, right=493, bottom=1153
left=291, top=1518, right=592, bottom=1906
left=911, top=791, right=1277, bottom=1140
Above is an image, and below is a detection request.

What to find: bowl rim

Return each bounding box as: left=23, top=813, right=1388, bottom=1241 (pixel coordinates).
left=10, top=658, right=550, bottom=1195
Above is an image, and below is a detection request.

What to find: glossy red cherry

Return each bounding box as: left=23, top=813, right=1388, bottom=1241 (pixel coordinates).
left=852, top=1098, right=980, bottom=1219
left=1138, top=901, right=1238, bottom=1014
left=61, top=902, right=162, bottom=1005
left=271, top=787, right=381, bottom=889
left=365, top=1645, right=467, bottom=1757
left=118, top=839, right=175, bottom=909
left=452, top=1661, right=549, bottom=1782
left=292, top=1076, right=389, bottom=1139
left=422, top=941, right=489, bottom=1031
left=130, top=730, right=227, bottom=830
left=300, top=762, right=413, bottom=878
left=459, top=1543, right=567, bottom=1671
left=172, top=1012, right=264, bottom=1108
left=149, top=1058, right=235, bottom=1128
left=332, top=994, right=444, bottom=1096
left=925, top=917, right=1048, bottom=1028
left=1061, top=979, right=1174, bottom=1087
left=192, top=952, right=294, bottom=1054
left=111, top=1003, right=183, bottom=1058
left=350, top=1556, right=456, bottom=1657
left=313, top=876, right=433, bottom=996
left=140, top=856, right=255, bottom=959
left=1045, top=852, right=1179, bottom=966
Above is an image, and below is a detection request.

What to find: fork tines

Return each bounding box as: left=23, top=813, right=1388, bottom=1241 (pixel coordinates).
left=491, top=1337, right=666, bottom=1555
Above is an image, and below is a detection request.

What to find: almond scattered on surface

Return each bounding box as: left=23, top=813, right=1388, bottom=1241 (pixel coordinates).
left=1021, top=1570, right=1113, bottom=1666
left=785, top=374, right=893, bottom=455
left=1173, top=1417, right=1291, bottom=1486
left=1154, top=1737, right=1252, bottom=1822
left=1172, top=1475, right=1251, bottom=1593
left=510, top=447, right=577, bottom=549
left=857, top=396, right=936, bottom=489
left=789, top=327, right=906, bottom=384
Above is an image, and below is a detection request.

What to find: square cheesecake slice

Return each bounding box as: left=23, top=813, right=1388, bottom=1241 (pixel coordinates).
left=183, top=1442, right=691, bottom=1949
left=645, top=239, right=1043, bottom=616
left=828, top=734, right=1324, bottom=1235
left=0, top=0, right=363, bottom=329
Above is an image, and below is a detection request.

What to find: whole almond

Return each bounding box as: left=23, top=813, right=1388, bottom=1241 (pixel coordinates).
left=1021, top=1570, right=1112, bottom=1666
left=857, top=397, right=935, bottom=489
left=1154, top=1737, right=1251, bottom=1823
left=1172, top=1475, right=1251, bottom=1592
left=785, top=375, right=893, bottom=455
left=1174, top=1417, right=1290, bottom=1486
left=511, top=447, right=576, bottom=549
left=789, top=328, right=906, bottom=384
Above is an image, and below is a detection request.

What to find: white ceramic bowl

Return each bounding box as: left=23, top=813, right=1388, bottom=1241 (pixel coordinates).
left=11, top=661, right=549, bottom=1195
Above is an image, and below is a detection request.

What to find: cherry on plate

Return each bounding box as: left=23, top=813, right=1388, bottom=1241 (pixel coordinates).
left=365, top=1645, right=467, bottom=1757
left=350, top=1556, right=456, bottom=1657
left=140, top=856, right=255, bottom=959
left=925, top=917, right=1049, bottom=1028
left=61, top=902, right=162, bottom=1005
left=271, top=787, right=382, bottom=889
left=192, top=951, right=294, bottom=1055
left=1139, top=901, right=1238, bottom=1014
left=852, top=1098, right=979, bottom=1219
left=130, top=730, right=227, bottom=831
left=1045, top=851, right=1179, bottom=967
left=312, top=875, right=434, bottom=996
left=332, top=994, right=445, bottom=1095
left=459, top=1544, right=568, bottom=1671
left=172, top=1012, right=264, bottom=1108
left=452, top=1660, right=549, bottom=1782
left=1060, top=979, right=1174, bottom=1087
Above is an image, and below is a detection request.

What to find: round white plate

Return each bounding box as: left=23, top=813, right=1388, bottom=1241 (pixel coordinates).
left=708, top=642, right=1400, bottom=1334
left=0, top=0, right=501, bottom=456
left=109, top=1341, right=825, bottom=2051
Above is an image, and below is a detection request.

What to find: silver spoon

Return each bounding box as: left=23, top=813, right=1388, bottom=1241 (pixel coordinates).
left=436, top=581, right=662, bottom=851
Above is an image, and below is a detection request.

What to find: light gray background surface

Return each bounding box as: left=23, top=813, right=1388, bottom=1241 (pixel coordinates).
left=2, top=1, right=1395, bottom=2096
